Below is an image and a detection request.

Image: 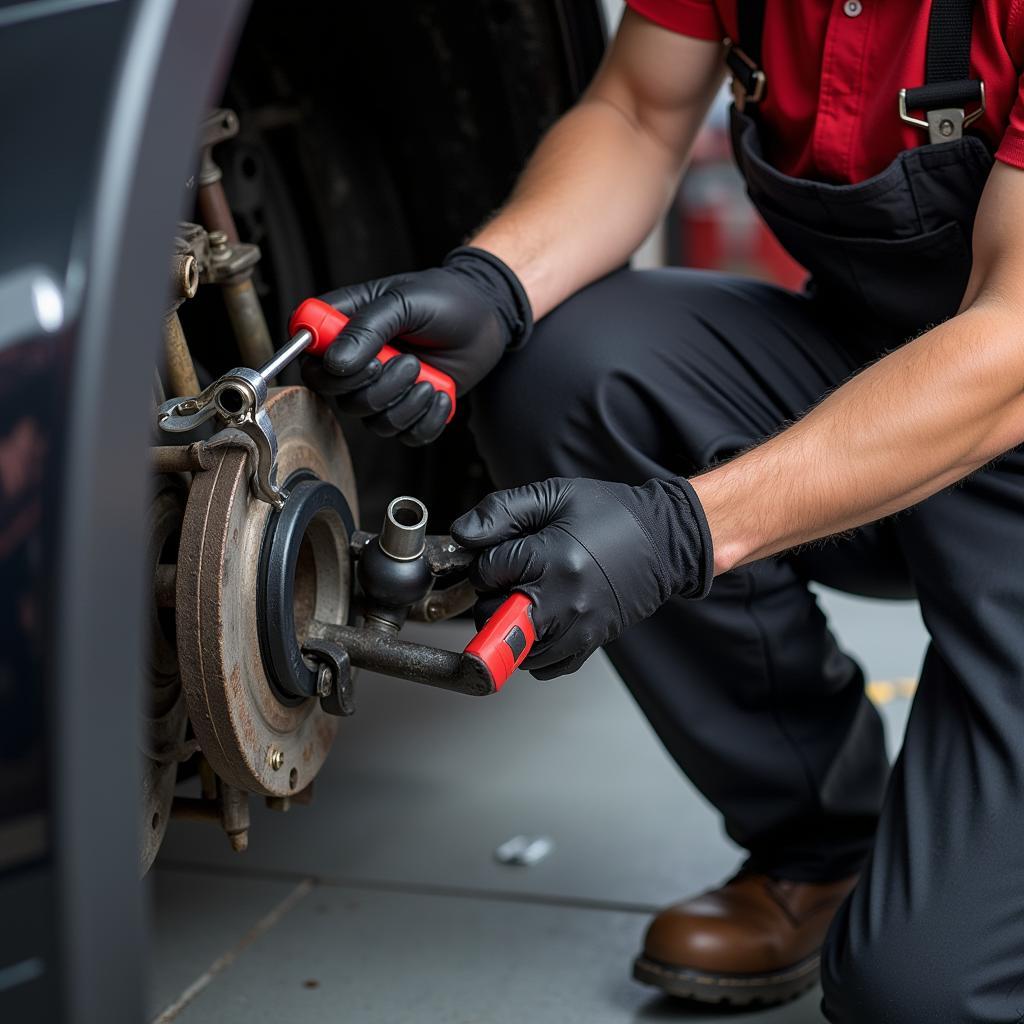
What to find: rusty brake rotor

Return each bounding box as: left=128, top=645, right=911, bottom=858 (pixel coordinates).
left=176, top=387, right=358, bottom=796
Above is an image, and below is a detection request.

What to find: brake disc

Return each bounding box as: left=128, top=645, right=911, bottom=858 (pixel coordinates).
left=176, top=387, right=358, bottom=796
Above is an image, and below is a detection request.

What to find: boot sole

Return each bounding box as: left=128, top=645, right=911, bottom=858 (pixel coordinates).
left=632, top=951, right=820, bottom=1007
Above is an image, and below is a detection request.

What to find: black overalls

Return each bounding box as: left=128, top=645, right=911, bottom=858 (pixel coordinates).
left=471, top=0, right=1024, bottom=1019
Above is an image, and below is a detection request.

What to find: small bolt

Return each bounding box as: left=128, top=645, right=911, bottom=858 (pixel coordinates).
left=209, top=230, right=230, bottom=262
left=939, top=119, right=955, bottom=138
left=269, top=748, right=284, bottom=771
left=316, top=663, right=333, bottom=698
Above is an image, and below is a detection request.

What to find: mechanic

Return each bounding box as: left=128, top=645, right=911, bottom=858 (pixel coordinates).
left=303, top=1, right=1024, bottom=1019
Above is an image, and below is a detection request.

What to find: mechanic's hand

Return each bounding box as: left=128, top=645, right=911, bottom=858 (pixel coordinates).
left=301, top=246, right=532, bottom=447
left=451, top=477, right=714, bottom=679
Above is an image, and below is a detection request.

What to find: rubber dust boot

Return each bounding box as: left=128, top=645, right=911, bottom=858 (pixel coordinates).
left=633, top=872, right=857, bottom=1006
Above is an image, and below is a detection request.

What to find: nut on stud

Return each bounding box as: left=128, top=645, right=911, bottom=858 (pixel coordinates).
left=209, top=229, right=230, bottom=261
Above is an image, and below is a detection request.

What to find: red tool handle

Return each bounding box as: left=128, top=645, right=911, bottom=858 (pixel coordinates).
left=463, top=592, right=536, bottom=691
left=289, top=297, right=456, bottom=422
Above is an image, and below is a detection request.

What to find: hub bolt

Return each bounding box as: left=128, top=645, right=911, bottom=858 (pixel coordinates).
left=269, top=748, right=284, bottom=771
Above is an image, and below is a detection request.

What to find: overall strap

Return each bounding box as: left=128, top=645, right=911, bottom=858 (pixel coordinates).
left=730, top=0, right=984, bottom=142
left=726, top=0, right=766, bottom=111
left=901, top=0, right=985, bottom=144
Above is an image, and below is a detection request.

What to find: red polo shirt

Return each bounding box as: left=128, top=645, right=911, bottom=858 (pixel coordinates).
left=627, top=0, right=1024, bottom=183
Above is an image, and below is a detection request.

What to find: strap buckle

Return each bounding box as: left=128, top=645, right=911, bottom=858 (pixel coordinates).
left=899, top=81, right=986, bottom=144
left=725, top=42, right=766, bottom=111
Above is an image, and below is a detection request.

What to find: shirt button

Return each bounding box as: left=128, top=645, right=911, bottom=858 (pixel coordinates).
left=844, top=0, right=863, bottom=15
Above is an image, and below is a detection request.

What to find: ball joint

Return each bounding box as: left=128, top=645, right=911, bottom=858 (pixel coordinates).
left=357, top=496, right=434, bottom=632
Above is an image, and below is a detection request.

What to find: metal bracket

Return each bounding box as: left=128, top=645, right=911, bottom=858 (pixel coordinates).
left=302, top=638, right=355, bottom=717
left=157, top=366, right=285, bottom=507
left=199, top=108, right=239, bottom=187
left=899, top=83, right=986, bottom=144
left=205, top=231, right=261, bottom=284
left=726, top=43, right=766, bottom=112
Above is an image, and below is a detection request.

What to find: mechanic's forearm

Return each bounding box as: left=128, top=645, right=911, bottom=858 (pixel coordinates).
left=470, top=98, right=686, bottom=319
left=690, top=303, right=1024, bottom=574
left=469, top=13, right=723, bottom=320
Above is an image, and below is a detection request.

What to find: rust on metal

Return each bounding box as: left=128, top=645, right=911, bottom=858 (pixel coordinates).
left=220, top=781, right=250, bottom=852
left=195, top=108, right=277, bottom=371
left=197, top=180, right=240, bottom=243
left=197, top=108, right=241, bottom=241
left=221, top=276, right=276, bottom=371
left=163, top=310, right=200, bottom=398
left=151, top=442, right=213, bottom=475
left=307, top=620, right=494, bottom=697
left=171, top=251, right=199, bottom=300
left=171, top=782, right=251, bottom=853
left=204, top=230, right=275, bottom=369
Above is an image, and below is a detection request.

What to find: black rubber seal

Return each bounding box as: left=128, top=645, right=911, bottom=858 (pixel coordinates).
left=257, top=473, right=356, bottom=705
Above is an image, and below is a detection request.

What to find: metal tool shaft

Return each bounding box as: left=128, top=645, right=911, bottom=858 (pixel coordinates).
left=259, top=327, right=312, bottom=381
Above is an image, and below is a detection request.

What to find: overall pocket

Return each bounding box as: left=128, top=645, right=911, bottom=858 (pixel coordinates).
left=755, top=208, right=971, bottom=337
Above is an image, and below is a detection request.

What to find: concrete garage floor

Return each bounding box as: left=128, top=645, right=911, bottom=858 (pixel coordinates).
left=152, top=587, right=927, bottom=1024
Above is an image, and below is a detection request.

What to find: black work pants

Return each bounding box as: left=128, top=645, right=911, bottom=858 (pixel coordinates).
left=469, top=268, right=1024, bottom=1023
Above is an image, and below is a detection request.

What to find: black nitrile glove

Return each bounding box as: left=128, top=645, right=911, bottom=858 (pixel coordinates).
left=301, top=246, right=532, bottom=447
left=450, top=477, right=714, bottom=680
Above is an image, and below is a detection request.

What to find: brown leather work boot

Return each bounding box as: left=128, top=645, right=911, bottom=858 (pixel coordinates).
left=633, top=872, right=857, bottom=1006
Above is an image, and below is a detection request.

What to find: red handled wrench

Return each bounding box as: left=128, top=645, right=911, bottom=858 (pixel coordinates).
left=289, top=298, right=457, bottom=421
left=157, top=298, right=457, bottom=507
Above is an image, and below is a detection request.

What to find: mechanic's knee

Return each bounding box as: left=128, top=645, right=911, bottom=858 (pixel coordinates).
left=821, top=913, right=970, bottom=1023
left=471, top=322, right=583, bottom=460
left=471, top=269, right=696, bottom=487
left=472, top=283, right=622, bottom=455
